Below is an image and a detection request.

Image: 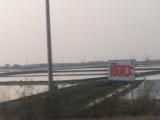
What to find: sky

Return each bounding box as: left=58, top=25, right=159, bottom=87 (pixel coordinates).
left=0, top=0, right=160, bottom=65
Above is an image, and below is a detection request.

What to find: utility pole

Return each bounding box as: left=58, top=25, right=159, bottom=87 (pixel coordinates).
left=45, top=0, right=54, bottom=96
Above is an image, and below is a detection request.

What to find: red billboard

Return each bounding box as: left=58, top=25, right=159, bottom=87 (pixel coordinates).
left=109, top=59, right=135, bottom=81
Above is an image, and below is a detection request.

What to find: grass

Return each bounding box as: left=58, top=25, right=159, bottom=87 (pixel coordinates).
left=0, top=79, right=147, bottom=119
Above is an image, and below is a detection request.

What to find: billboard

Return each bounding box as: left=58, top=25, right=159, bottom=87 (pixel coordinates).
left=108, top=59, right=135, bottom=81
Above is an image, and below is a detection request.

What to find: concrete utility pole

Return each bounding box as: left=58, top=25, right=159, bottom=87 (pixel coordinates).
left=45, top=0, right=54, bottom=94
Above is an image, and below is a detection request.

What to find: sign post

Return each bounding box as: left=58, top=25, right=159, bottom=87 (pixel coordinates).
left=108, top=59, right=135, bottom=81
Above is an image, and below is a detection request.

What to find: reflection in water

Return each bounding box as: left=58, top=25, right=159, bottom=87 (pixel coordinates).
left=125, top=79, right=160, bottom=100
left=0, top=85, right=48, bottom=102
left=0, top=70, right=160, bottom=102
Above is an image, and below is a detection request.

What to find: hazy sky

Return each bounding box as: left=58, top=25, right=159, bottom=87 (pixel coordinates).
left=0, top=0, right=160, bottom=65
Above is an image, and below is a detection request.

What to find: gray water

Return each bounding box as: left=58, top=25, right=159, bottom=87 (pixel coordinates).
left=125, top=77, right=160, bottom=100
left=0, top=68, right=160, bottom=102
left=0, top=68, right=107, bottom=102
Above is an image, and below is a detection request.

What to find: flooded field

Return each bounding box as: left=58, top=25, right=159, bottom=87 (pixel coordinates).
left=0, top=66, right=160, bottom=102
